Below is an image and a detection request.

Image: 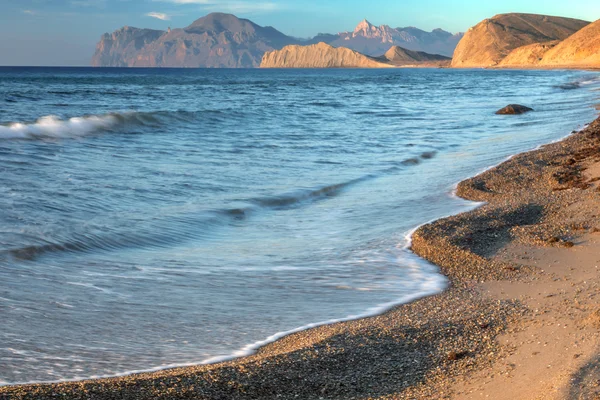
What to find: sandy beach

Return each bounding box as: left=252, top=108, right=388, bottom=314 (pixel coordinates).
left=2, top=113, right=600, bottom=399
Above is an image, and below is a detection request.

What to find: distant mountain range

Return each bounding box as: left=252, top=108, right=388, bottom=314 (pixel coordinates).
left=91, top=13, right=463, bottom=68
left=309, top=19, right=462, bottom=57
left=91, top=13, right=302, bottom=67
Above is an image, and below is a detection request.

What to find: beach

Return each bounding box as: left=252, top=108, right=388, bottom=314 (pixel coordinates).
left=1, top=108, right=599, bottom=399
left=1, top=2, right=600, bottom=397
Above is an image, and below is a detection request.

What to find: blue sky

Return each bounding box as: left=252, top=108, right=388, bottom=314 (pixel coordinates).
left=0, top=0, right=599, bottom=66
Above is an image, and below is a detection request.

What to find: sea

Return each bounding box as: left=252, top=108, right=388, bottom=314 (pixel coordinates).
left=1, top=67, right=599, bottom=385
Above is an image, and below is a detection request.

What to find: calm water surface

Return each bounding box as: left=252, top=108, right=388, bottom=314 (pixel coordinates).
left=0, top=67, right=599, bottom=384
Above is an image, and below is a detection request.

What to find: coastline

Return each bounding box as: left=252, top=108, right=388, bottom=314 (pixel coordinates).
left=3, top=114, right=600, bottom=399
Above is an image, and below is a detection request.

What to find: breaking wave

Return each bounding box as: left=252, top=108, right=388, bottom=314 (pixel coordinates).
left=0, top=114, right=121, bottom=139
left=0, top=110, right=199, bottom=140
left=555, top=74, right=600, bottom=91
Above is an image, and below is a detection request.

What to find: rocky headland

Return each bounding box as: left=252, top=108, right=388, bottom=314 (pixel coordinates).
left=451, top=13, right=589, bottom=68
left=259, top=42, right=395, bottom=68
left=259, top=42, right=450, bottom=68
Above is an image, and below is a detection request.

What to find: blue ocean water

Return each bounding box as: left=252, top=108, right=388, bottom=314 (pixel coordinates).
left=0, top=67, right=599, bottom=384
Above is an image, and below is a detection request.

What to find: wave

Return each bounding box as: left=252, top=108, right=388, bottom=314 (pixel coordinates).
left=0, top=115, right=120, bottom=139
left=420, top=151, right=437, bottom=159
left=2, top=153, right=436, bottom=261
left=251, top=177, right=370, bottom=209
left=555, top=82, right=581, bottom=90
left=0, top=110, right=201, bottom=140
left=2, top=181, right=359, bottom=261
left=579, top=75, right=600, bottom=86
left=4, top=93, right=41, bottom=102
left=251, top=153, right=438, bottom=210
left=0, top=258, right=447, bottom=387
left=555, top=75, right=600, bottom=91
left=2, top=208, right=241, bottom=261
left=401, top=158, right=420, bottom=166
left=307, top=101, right=345, bottom=108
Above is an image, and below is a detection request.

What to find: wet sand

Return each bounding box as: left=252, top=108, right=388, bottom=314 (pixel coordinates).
left=2, top=116, right=600, bottom=399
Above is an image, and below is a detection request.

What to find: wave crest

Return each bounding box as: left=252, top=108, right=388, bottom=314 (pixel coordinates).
left=0, top=110, right=199, bottom=140
left=0, top=114, right=121, bottom=139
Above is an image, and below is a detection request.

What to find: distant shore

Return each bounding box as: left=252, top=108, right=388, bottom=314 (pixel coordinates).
left=3, top=114, right=600, bottom=399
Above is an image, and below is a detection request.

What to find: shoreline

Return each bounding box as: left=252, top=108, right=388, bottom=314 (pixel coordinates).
left=0, top=274, right=447, bottom=389
left=3, top=115, right=600, bottom=399
left=0, top=113, right=548, bottom=389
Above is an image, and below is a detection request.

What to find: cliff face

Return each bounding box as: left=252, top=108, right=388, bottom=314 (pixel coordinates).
left=311, top=19, right=463, bottom=57
left=260, top=42, right=394, bottom=68
left=91, top=13, right=300, bottom=68
left=91, top=27, right=165, bottom=67
left=259, top=42, right=451, bottom=68
left=451, top=13, right=589, bottom=68
left=538, top=19, right=600, bottom=67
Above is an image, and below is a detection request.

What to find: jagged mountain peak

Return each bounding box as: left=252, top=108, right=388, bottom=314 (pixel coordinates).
left=354, top=19, right=375, bottom=33
left=350, top=20, right=399, bottom=43
left=92, top=14, right=463, bottom=67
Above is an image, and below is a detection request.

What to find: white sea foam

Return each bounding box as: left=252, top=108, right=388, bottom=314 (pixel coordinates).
left=65, top=282, right=113, bottom=294
left=579, top=76, right=600, bottom=86
left=0, top=268, right=447, bottom=387
left=0, top=115, right=119, bottom=139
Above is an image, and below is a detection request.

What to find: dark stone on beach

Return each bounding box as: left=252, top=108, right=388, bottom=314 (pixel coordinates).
left=447, top=351, right=468, bottom=361
left=495, top=104, right=534, bottom=115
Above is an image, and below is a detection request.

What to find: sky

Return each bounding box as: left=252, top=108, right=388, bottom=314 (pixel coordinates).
left=0, top=0, right=599, bottom=66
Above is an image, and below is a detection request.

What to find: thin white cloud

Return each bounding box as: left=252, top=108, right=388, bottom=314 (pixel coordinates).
left=23, top=9, right=36, bottom=15
left=165, top=0, right=210, bottom=3
left=70, top=0, right=107, bottom=8
left=146, top=12, right=171, bottom=20
left=207, top=2, right=279, bottom=13
left=158, top=0, right=280, bottom=13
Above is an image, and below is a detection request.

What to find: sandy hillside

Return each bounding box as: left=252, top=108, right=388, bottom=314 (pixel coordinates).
left=451, top=13, right=589, bottom=68
left=539, top=18, right=600, bottom=67
left=260, top=42, right=394, bottom=68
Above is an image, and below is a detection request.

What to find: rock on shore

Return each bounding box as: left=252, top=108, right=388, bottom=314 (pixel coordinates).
left=495, top=104, right=534, bottom=115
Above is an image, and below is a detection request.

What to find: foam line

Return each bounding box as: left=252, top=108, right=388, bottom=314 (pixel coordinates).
left=0, top=115, right=120, bottom=139
left=1, top=270, right=447, bottom=387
